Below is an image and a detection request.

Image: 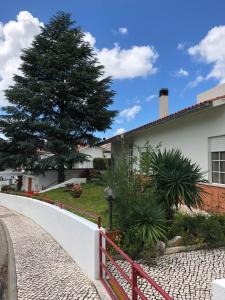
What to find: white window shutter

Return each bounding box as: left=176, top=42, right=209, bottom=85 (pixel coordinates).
left=209, top=135, right=225, bottom=152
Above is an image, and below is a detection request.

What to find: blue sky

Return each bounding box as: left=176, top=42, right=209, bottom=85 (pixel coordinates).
left=1, top=0, right=225, bottom=138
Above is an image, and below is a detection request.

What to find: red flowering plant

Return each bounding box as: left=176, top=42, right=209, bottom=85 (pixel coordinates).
left=71, top=183, right=82, bottom=198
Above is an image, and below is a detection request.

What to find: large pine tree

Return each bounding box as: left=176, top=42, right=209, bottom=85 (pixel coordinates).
left=0, top=12, right=116, bottom=183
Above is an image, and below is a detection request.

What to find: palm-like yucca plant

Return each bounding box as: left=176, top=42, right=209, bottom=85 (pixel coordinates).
left=128, top=193, right=167, bottom=244
left=150, top=149, right=207, bottom=218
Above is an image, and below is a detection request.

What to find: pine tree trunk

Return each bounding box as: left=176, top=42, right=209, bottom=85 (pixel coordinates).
left=58, top=165, right=65, bottom=183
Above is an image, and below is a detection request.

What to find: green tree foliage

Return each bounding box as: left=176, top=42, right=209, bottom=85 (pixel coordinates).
left=150, top=149, right=207, bottom=218
left=93, top=157, right=111, bottom=171
left=105, top=155, right=167, bottom=256
left=0, top=12, right=116, bottom=182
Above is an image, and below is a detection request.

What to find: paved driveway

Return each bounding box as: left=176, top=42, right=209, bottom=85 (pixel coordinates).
left=109, top=247, right=225, bottom=299
left=0, top=205, right=100, bottom=300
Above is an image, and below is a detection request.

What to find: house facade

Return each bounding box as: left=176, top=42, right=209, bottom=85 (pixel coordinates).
left=73, top=144, right=111, bottom=169
left=100, top=84, right=225, bottom=213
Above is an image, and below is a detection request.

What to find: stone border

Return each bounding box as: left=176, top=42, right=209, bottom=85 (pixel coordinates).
left=164, top=243, right=207, bottom=255
left=0, top=219, right=17, bottom=300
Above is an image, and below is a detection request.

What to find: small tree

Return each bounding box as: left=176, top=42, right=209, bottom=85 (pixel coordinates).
left=150, top=149, right=207, bottom=218
left=0, top=12, right=116, bottom=183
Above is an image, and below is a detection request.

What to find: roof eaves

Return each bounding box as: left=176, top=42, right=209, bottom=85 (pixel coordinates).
left=98, top=95, right=225, bottom=145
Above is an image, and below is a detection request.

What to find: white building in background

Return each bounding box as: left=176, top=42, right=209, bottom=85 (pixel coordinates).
left=73, top=144, right=111, bottom=169
left=22, top=144, right=111, bottom=192
left=99, top=84, right=225, bottom=212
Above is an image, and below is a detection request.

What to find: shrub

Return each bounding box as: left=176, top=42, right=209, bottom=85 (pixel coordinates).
left=93, top=158, right=110, bottom=171
left=1, top=185, right=15, bottom=192
left=168, top=213, right=225, bottom=247
left=104, top=156, right=167, bottom=257
left=126, top=193, right=167, bottom=245
left=150, top=149, right=207, bottom=218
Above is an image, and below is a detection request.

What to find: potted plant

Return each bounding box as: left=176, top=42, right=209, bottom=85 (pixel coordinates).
left=71, top=183, right=82, bottom=198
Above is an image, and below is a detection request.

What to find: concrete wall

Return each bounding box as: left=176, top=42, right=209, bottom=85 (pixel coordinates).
left=212, top=279, right=225, bottom=300
left=23, top=169, right=82, bottom=191
left=40, top=177, right=87, bottom=193
left=0, top=193, right=100, bottom=280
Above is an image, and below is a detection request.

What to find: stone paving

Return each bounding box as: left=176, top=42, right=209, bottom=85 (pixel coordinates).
left=0, top=205, right=100, bottom=300
left=108, top=247, right=225, bottom=299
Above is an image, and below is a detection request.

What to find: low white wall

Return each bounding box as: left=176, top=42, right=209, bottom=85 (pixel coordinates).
left=212, top=279, right=225, bottom=300
left=0, top=193, right=100, bottom=280
left=39, top=178, right=87, bottom=193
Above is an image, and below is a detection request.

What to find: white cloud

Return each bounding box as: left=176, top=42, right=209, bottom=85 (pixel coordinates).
left=0, top=11, right=43, bottom=106
left=83, top=31, right=96, bottom=47
left=146, top=94, right=157, bottom=102
left=84, top=32, right=158, bottom=79
left=120, top=105, right=141, bottom=121
left=118, top=27, right=128, bottom=35
left=115, top=128, right=126, bottom=135
left=176, top=68, right=189, bottom=77
left=187, top=75, right=204, bottom=88
left=188, top=25, right=225, bottom=82
left=177, top=43, right=186, bottom=50
left=97, top=44, right=158, bottom=79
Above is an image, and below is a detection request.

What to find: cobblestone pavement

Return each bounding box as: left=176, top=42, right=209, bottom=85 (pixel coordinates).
left=0, top=205, right=100, bottom=300
left=109, top=248, right=225, bottom=299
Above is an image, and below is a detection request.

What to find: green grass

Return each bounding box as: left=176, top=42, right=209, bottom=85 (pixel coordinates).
left=42, top=183, right=109, bottom=227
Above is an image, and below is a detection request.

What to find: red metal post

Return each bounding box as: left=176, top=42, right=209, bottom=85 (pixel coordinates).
left=132, top=263, right=138, bottom=300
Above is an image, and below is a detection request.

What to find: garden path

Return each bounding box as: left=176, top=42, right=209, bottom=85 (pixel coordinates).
left=110, top=247, right=225, bottom=299
left=0, top=205, right=100, bottom=300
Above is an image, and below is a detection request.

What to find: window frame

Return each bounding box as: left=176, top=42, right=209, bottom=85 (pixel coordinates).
left=211, top=151, right=225, bottom=184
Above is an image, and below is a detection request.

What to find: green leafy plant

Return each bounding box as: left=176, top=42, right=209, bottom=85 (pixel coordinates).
left=168, top=213, right=225, bottom=247
left=127, top=193, right=167, bottom=244
left=150, top=149, right=207, bottom=218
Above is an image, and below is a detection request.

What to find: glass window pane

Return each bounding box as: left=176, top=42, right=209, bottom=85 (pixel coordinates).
left=220, top=152, right=225, bottom=160
left=220, top=161, right=225, bottom=172
left=212, top=172, right=220, bottom=183
left=212, top=161, right=219, bottom=171
left=220, top=173, right=225, bottom=184
left=212, top=152, right=219, bottom=160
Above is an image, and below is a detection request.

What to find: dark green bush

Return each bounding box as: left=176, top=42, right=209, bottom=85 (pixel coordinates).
left=168, top=213, right=225, bottom=247
left=93, top=158, right=110, bottom=171
left=1, top=185, right=16, bottom=192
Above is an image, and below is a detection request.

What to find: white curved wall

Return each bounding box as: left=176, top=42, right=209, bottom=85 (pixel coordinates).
left=0, top=193, right=100, bottom=280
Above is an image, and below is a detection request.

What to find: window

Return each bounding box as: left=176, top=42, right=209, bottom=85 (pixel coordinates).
left=211, top=151, right=225, bottom=184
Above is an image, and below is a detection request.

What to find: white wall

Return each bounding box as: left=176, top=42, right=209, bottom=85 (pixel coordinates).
left=0, top=193, right=100, bottom=280
left=23, top=169, right=82, bottom=191
left=112, top=104, right=225, bottom=181
left=74, top=147, right=110, bottom=169
left=212, top=279, right=225, bottom=300
left=197, top=83, right=225, bottom=103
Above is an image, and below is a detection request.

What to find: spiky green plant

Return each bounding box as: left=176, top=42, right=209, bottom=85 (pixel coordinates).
left=127, top=193, right=167, bottom=244
left=150, top=149, right=207, bottom=217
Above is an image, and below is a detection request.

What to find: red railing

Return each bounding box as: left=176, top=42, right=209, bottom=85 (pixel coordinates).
left=99, top=231, right=173, bottom=300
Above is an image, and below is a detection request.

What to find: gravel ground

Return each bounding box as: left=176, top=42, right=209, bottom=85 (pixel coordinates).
left=108, top=247, right=225, bottom=300
left=0, top=205, right=100, bottom=300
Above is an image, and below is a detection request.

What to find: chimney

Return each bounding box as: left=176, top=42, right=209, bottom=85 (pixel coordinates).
left=159, top=88, right=168, bottom=118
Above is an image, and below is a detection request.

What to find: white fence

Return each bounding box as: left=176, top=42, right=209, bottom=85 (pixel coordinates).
left=213, top=279, right=225, bottom=300
left=0, top=193, right=100, bottom=280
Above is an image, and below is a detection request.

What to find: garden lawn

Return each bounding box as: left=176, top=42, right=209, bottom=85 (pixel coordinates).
left=42, top=183, right=109, bottom=227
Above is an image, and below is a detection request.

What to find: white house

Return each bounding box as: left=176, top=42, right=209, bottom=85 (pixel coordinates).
left=73, top=144, right=111, bottom=169
left=99, top=83, right=225, bottom=213
left=22, top=145, right=111, bottom=192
